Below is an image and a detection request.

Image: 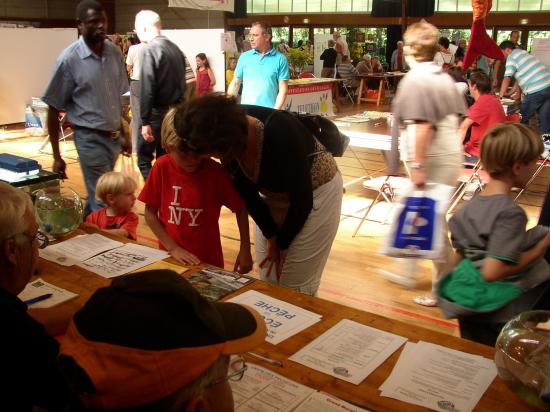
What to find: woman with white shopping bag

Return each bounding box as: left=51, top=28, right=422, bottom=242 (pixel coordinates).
left=385, top=21, right=466, bottom=306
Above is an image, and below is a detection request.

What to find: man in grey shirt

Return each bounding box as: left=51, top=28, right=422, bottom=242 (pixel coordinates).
left=43, top=0, right=129, bottom=216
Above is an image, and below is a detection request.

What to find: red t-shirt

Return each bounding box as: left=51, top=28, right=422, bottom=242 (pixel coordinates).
left=465, top=94, right=506, bottom=157
left=85, top=208, right=139, bottom=240
left=138, top=156, right=244, bottom=267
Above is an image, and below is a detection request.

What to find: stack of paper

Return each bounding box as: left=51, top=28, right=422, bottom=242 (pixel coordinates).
left=380, top=341, right=497, bottom=412
left=39, top=234, right=123, bottom=266
left=231, top=363, right=370, bottom=412
left=289, top=319, right=407, bottom=385
left=227, top=290, right=322, bottom=345
left=78, top=243, right=169, bottom=278
left=18, top=278, right=78, bottom=308
left=39, top=234, right=170, bottom=278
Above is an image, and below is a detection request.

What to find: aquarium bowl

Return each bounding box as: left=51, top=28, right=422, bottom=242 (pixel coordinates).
left=494, top=311, right=550, bottom=410
left=34, top=186, right=83, bottom=237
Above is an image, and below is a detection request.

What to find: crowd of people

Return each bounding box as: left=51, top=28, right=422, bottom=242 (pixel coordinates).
left=3, top=0, right=550, bottom=409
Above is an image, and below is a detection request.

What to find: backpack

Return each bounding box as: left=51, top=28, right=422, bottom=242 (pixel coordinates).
left=266, top=111, right=350, bottom=157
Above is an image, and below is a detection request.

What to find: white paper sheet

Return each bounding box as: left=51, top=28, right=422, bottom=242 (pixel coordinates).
left=289, top=319, right=407, bottom=385
left=227, top=290, right=322, bottom=345
left=379, top=341, right=497, bottom=412
left=39, top=234, right=123, bottom=265
left=294, top=391, right=371, bottom=412
left=77, top=243, right=169, bottom=278
left=231, top=363, right=315, bottom=411
left=18, top=278, right=78, bottom=308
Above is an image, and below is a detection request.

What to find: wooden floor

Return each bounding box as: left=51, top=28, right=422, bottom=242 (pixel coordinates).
left=2, top=100, right=548, bottom=339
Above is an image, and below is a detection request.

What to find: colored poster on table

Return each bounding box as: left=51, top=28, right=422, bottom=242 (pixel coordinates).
left=285, top=81, right=334, bottom=116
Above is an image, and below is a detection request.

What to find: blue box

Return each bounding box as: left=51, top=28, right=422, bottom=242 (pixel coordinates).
left=0, top=153, right=41, bottom=173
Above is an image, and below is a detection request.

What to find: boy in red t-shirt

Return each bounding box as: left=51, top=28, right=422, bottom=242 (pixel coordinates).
left=138, top=108, right=253, bottom=273
left=83, top=172, right=139, bottom=240
left=458, top=70, right=507, bottom=161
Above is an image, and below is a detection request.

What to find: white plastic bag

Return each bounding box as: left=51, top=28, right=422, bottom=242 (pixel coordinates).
left=380, top=182, right=455, bottom=260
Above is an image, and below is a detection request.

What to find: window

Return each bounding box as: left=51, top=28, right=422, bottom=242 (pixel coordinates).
left=527, top=30, right=550, bottom=51
left=247, top=0, right=547, bottom=16
left=292, top=28, right=309, bottom=47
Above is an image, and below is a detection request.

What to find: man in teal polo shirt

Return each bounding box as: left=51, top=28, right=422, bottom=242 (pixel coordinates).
left=227, top=22, right=289, bottom=109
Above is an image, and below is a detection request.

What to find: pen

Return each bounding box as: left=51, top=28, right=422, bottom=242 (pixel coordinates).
left=24, top=293, right=53, bottom=306
left=246, top=352, right=283, bottom=367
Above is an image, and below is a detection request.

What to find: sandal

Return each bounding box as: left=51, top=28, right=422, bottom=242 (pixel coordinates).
left=413, top=295, right=438, bottom=307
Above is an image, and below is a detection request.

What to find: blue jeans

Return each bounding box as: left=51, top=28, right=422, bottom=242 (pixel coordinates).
left=521, top=86, right=550, bottom=134
left=73, top=127, right=121, bottom=216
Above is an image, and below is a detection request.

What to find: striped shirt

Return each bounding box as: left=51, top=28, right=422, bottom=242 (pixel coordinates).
left=504, top=49, right=550, bottom=95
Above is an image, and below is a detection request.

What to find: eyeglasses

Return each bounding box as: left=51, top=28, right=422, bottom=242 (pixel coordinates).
left=22, top=230, right=49, bottom=249
left=207, top=356, right=247, bottom=388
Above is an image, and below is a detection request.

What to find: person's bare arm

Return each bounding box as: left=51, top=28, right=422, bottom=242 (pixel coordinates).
left=126, top=64, right=133, bottom=77
left=274, top=80, right=289, bottom=110
left=458, top=117, right=474, bottom=144
left=499, top=76, right=512, bottom=98
left=492, top=60, right=501, bottom=88
left=410, top=121, right=434, bottom=187
left=227, top=76, right=241, bottom=97
left=234, top=208, right=253, bottom=274
left=47, top=106, right=67, bottom=179
left=144, top=204, right=200, bottom=265
left=482, top=230, right=550, bottom=281
left=207, top=68, right=216, bottom=87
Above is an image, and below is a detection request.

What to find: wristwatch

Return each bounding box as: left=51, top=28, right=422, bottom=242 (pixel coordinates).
left=409, top=162, right=424, bottom=170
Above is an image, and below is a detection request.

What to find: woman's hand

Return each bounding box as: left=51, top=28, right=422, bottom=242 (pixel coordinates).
left=259, top=238, right=287, bottom=281
left=234, top=246, right=253, bottom=274
left=169, top=246, right=201, bottom=265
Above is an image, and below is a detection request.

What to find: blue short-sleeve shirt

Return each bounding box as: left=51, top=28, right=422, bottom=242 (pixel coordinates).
left=235, top=47, right=289, bottom=108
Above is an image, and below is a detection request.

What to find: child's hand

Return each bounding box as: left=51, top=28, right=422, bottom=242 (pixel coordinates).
left=234, top=247, right=253, bottom=274
left=170, top=246, right=201, bottom=265
left=79, top=222, right=100, bottom=233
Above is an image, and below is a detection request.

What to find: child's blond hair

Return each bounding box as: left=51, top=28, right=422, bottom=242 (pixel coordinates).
left=480, top=123, right=543, bottom=177
left=161, top=107, right=180, bottom=153
left=95, top=172, right=138, bottom=203
left=403, top=21, right=439, bottom=63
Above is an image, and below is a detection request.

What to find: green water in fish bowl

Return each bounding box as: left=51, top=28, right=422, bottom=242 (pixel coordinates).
left=34, top=187, right=83, bottom=236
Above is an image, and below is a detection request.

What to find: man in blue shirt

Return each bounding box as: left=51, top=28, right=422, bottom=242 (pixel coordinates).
left=227, top=22, right=289, bottom=109
left=43, top=0, right=129, bottom=216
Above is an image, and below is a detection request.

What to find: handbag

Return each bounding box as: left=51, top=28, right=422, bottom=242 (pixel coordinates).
left=381, top=182, right=455, bottom=260
left=266, top=111, right=350, bottom=157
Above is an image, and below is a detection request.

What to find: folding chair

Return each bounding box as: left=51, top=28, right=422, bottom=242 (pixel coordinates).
left=352, top=175, right=410, bottom=237
left=448, top=160, right=490, bottom=214
left=340, top=79, right=356, bottom=105
left=39, top=112, right=73, bottom=154
left=514, top=150, right=550, bottom=201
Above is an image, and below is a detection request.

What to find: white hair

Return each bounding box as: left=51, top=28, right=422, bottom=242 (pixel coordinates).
left=135, top=10, right=161, bottom=30
left=0, top=182, right=32, bottom=242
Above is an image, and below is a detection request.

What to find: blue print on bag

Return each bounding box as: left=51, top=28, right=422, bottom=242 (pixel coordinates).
left=392, top=196, right=436, bottom=251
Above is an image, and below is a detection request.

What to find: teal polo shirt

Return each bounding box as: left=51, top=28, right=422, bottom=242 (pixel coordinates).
left=235, top=47, right=289, bottom=108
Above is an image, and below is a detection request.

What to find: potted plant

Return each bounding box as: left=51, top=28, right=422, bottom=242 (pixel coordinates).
left=286, top=47, right=313, bottom=78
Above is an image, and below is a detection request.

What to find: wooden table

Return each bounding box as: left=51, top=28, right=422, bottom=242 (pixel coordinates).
left=36, top=251, right=535, bottom=412
left=356, top=72, right=406, bottom=106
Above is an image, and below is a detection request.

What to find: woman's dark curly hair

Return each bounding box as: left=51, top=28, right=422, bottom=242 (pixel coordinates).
left=172, top=94, right=248, bottom=160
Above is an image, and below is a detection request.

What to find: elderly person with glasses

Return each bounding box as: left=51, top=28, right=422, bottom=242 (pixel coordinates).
left=0, top=182, right=74, bottom=410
